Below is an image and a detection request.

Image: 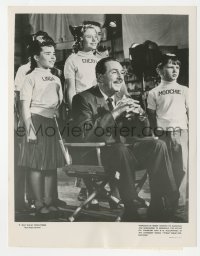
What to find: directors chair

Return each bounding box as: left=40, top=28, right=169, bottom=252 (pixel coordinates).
left=54, top=116, right=149, bottom=222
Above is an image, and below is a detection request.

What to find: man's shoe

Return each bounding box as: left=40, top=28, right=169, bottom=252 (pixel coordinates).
left=87, top=199, right=99, bottom=210
left=121, top=210, right=141, bottom=222
left=147, top=195, right=178, bottom=222
left=161, top=195, right=179, bottom=220
left=133, top=197, right=149, bottom=208
left=109, top=199, right=124, bottom=209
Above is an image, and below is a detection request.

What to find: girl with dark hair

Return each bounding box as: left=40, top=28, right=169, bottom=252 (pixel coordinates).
left=18, top=37, right=64, bottom=216
left=26, top=36, right=56, bottom=74
left=15, top=31, right=50, bottom=93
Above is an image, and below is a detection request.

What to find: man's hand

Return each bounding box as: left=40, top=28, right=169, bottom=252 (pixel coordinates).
left=125, top=105, right=146, bottom=120
left=112, top=97, right=140, bottom=120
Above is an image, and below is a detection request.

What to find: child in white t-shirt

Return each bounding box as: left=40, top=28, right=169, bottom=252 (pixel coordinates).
left=64, top=24, right=100, bottom=110
left=147, top=54, right=188, bottom=207
left=19, top=36, right=64, bottom=217
left=14, top=31, right=65, bottom=212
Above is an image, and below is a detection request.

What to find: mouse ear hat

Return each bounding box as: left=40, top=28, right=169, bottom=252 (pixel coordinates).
left=69, top=25, right=83, bottom=41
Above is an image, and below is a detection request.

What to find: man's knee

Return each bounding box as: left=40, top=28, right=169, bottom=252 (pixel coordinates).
left=103, top=143, right=132, bottom=165
left=112, top=143, right=130, bottom=156
left=154, top=139, right=168, bottom=151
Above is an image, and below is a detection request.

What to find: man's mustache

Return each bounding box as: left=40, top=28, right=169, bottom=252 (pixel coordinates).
left=114, top=79, right=123, bottom=83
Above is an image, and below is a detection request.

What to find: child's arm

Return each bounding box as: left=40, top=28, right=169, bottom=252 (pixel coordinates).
left=20, top=75, right=37, bottom=142
left=147, top=90, right=157, bottom=135
left=147, top=108, right=157, bottom=133
left=14, top=66, right=27, bottom=127
left=64, top=78, right=76, bottom=110
left=14, top=91, right=20, bottom=129
left=14, top=91, right=24, bottom=126
left=21, top=100, right=37, bottom=142
left=185, top=86, right=189, bottom=122
left=63, top=55, right=76, bottom=110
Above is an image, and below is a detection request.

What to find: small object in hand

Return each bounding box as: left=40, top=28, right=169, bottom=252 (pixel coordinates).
left=28, top=139, right=37, bottom=144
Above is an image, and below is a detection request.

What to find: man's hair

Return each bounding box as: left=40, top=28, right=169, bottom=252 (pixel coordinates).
left=95, top=57, right=120, bottom=76
left=157, top=53, right=181, bottom=69
left=82, top=20, right=101, bottom=28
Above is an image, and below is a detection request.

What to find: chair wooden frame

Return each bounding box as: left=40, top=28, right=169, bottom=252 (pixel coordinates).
left=54, top=116, right=149, bottom=222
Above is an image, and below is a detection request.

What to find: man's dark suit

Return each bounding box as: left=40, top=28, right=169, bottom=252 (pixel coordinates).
left=71, top=85, right=179, bottom=221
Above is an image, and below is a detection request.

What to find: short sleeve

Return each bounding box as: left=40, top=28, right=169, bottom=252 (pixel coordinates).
left=20, top=75, right=34, bottom=104
left=64, top=55, right=76, bottom=80
left=147, top=90, right=157, bottom=110
left=14, top=66, right=27, bottom=92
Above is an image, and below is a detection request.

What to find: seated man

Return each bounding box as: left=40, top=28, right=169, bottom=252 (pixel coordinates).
left=71, top=57, right=180, bottom=222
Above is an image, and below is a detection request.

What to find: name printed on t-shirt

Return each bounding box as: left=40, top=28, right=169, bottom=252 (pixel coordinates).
left=158, top=89, right=181, bottom=96
left=82, top=59, right=98, bottom=64
left=42, top=76, right=55, bottom=82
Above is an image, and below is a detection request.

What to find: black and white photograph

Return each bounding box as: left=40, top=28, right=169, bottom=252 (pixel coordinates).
left=13, top=12, right=189, bottom=223
left=8, top=5, right=197, bottom=248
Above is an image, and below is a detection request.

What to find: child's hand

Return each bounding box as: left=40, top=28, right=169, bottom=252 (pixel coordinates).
left=27, top=124, right=37, bottom=143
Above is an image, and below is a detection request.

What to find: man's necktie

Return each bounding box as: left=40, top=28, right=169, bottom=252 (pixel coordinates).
left=106, top=97, right=124, bottom=142
left=107, top=97, right=114, bottom=111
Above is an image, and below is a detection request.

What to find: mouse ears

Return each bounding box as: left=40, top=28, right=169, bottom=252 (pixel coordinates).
left=69, top=25, right=83, bottom=40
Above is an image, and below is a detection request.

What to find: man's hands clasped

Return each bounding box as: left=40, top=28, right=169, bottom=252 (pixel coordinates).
left=111, top=97, right=145, bottom=120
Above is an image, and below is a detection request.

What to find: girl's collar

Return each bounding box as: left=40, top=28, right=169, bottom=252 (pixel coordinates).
left=34, top=67, right=51, bottom=73
left=78, top=50, right=94, bottom=56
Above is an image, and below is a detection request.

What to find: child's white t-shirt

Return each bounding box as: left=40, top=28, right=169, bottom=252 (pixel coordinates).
left=14, top=62, right=31, bottom=91
left=147, top=80, right=188, bottom=130
left=64, top=51, right=99, bottom=94
left=20, top=68, right=63, bottom=118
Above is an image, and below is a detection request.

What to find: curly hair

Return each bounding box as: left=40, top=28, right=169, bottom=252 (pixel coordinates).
left=26, top=35, right=56, bottom=75
left=82, top=20, right=101, bottom=28
left=26, top=31, right=49, bottom=57
left=69, top=24, right=97, bottom=53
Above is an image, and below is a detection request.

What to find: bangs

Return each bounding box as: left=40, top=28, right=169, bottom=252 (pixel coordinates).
left=167, top=58, right=181, bottom=67
left=157, top=54, right=181, bottom=69
left=40, top=40, right=56, bottom=48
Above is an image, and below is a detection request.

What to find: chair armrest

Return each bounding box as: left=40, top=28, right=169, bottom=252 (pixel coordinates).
left=64, top=142, right=105, bottom=166
left=131, top=136, right=159, bottom=142
left=122, top=136, right=158, bottom=147
left=64, top=142, right=106, bottom=148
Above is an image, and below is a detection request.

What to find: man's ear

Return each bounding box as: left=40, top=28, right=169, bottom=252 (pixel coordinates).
left=96, top=73, right=104, bottom=83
